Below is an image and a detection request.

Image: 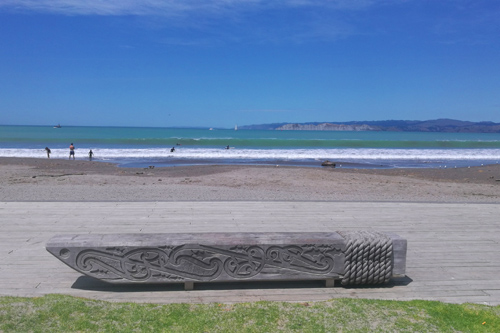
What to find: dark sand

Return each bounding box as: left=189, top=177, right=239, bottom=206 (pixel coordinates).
left=1, top=157, right=499, bottom=202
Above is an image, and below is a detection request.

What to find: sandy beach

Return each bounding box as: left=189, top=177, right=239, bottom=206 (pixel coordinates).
left=1, top=157, right=499, bottom=202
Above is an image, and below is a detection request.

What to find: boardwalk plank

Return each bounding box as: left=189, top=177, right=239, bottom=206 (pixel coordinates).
left=1, top=201, right=500, bottom=304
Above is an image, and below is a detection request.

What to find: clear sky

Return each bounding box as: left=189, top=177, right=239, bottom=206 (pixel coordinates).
left=1, top=0, right=499, bottom=128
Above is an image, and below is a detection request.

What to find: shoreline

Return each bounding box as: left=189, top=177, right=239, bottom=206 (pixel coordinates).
left=1, top=157, right=499, bottom=202
left=117, top=159, right=374, bottom=169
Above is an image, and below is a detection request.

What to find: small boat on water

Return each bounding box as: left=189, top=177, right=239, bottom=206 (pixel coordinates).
left=53, top=124, right=61, bottom=128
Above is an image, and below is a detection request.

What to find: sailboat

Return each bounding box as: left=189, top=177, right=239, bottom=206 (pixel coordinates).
left=234, top=125, right=237, bottom=131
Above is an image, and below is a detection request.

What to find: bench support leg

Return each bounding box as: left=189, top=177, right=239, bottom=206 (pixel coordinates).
left=325, top=278, right=335, bottom=288
left=184, top=281, right=194, bottom=291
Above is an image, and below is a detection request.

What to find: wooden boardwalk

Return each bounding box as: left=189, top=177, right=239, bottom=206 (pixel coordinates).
left=1, top=201, right=500, bottom=305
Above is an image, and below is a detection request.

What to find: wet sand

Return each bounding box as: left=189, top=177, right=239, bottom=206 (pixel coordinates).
left=1, top=157, right=499, bottom=202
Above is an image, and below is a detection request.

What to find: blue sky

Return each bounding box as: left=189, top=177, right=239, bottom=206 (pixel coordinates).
left=1, top=0, right=499, bottom=128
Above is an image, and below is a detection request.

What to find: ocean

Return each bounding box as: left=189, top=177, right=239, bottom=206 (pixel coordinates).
left=1, top=125, right=500, bottom=169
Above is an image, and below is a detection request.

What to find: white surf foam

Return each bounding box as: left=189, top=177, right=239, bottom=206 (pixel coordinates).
left=1, top=147, right=500, bottom=162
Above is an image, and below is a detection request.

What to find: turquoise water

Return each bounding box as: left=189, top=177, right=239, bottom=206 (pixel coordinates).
left=1, top=125, right=500, bottom=168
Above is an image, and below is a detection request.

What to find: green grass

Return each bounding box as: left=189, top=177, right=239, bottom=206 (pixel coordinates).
left=1, top=294, right=499, bottom=332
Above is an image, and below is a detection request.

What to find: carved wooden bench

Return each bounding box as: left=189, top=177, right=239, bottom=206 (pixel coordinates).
left=46, top=231, right=407, bottom=290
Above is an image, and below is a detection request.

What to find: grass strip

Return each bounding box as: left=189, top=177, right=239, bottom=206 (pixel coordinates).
left=1, top=294, right=499, bottom=332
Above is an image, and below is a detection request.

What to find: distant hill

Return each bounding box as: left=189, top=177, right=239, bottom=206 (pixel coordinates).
left=239, top=119, right=500, bottom=133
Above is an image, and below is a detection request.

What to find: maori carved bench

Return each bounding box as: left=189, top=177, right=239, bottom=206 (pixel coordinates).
left=46, top=231, right=407, bottom=290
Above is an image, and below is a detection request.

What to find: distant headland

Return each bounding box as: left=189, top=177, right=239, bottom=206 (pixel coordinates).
left=239, top=119, right=500, bottom=133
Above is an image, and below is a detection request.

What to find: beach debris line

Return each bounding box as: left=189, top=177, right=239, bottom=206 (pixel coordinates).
left=31, top=173, right=85, bottom=178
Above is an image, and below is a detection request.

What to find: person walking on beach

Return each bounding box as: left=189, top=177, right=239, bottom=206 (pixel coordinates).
left=88, top=149, right=94, bottom=161
left=69, top=143, right=75, bottom=160
left=45, top=147, right=51, bottom=158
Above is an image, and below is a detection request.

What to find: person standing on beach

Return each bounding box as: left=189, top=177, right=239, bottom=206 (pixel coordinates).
left=69, top=143, right=75, bottom=160
left=45, top=147, right=51, bottom=158
left=88, top=149, right=94, bottom=161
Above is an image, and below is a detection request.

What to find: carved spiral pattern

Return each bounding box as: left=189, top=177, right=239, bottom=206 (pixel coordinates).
left=74, top=244, right=337, bottom=282
left=64, top=233, right=395, bottom=284
left=223, top=246, right=265, bottom=278
left=338, top=231, right=393, bottom=286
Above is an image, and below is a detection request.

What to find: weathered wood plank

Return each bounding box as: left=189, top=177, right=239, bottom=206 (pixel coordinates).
left=46, top=231, right=404, bottom=286
left=1, top=201, right=500, bottom=305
